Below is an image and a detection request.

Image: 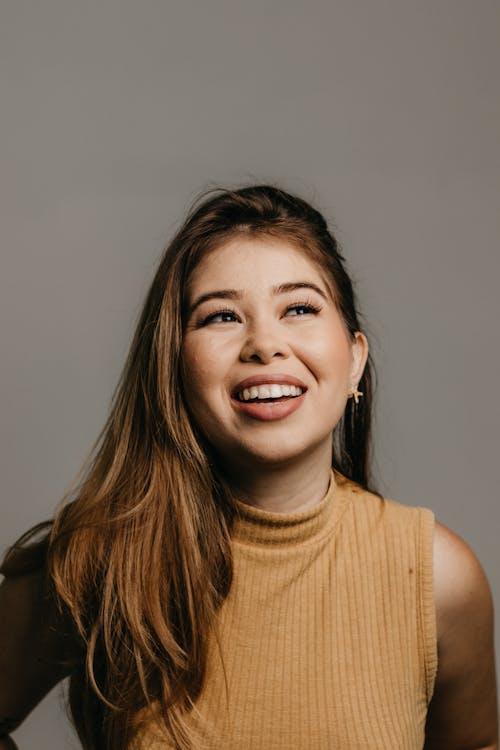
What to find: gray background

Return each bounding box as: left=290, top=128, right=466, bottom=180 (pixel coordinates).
left=1, top=1, right=498, bottom=746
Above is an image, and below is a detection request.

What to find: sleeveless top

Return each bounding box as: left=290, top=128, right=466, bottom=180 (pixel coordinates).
left=131, top=471, right=437, bottom=749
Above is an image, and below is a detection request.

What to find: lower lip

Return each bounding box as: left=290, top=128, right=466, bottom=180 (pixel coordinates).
left=231, top=393, right=306, bottom=421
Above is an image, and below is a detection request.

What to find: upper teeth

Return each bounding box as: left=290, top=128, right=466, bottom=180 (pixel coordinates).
left=238, top=384, right=304, bottom=401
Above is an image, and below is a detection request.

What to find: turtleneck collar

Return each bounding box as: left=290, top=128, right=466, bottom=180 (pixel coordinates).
left=231, top=470, right=346, bottom=547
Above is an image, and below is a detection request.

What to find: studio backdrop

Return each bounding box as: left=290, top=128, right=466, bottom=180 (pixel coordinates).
left=1, top=1, right=498, bottom=747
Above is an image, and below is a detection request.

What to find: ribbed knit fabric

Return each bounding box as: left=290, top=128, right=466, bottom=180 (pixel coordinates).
left=131, top=471, right=437, bottom=749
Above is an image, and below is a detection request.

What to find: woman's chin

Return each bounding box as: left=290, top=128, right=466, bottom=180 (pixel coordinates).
left=220, top=438, right=330, bottom=475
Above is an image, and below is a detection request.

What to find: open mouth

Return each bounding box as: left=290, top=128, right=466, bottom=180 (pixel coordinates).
left=231, top=383, right=307, bottom=421
left=234, top=385, right=306, bottom=403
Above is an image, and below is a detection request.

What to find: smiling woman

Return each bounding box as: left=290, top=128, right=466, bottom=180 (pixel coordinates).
left=0, top=186, right=497, bottom=750
left=181, top=237, right=368, bottom=479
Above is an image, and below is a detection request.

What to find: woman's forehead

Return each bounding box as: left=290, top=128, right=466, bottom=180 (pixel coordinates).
left=186, top=235, right=335, bottom=299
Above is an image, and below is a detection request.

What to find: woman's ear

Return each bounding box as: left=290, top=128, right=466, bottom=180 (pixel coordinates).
left=350, top=331, right=369, bottom=386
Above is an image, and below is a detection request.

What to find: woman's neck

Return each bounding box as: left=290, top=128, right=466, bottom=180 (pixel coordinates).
left=221, top=446, right=333, bottom=514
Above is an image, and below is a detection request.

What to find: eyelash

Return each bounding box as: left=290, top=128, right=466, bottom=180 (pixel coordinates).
left=286, top=301, right=322, bottom=317
left=198, top=300, right=322, bottom=327
left=199, top=307, right=238, bottom=326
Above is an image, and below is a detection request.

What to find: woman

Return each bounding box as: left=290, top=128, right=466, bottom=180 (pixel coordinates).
left=0, top=185, right=497, bottom=749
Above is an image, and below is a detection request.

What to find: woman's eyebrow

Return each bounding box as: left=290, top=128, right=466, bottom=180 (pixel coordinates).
left=188, top=281, right=328, bottom=315
left=273, top=281, right=328, bottom=300
left=188, top=289, right=242, bottom=315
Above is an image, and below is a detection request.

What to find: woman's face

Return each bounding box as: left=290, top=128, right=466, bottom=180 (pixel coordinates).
left=181, top=236, right=368, bottom=472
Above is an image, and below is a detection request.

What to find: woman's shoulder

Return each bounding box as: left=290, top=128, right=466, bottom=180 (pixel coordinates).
left=0, top=565, right=72, bottom=737
left=425, top=520, right=498, bottom=746
left=0, top=519, right=77, bottom=736
left=432, top=520, right=495, bottom=681
left=342, top=477, right=494, bottom=614
left=433, top=520, right=493, bottom=622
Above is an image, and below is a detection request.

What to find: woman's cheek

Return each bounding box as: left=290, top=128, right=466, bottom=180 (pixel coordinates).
left=304, top=336, right=351, bottom=378
left=182, top=342, right=224, bottom=402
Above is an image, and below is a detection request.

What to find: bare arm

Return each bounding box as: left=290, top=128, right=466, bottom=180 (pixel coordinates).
left=0, top=569, right=72, bottom=743
left=424, top=521, right=498, bottom=749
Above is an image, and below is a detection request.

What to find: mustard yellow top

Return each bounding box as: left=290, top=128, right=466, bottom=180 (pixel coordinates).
left=131, top=471, right=437, bottom=749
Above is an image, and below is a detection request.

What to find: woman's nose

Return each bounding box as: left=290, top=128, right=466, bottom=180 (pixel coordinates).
left=239, top=319, right=290, bottom=364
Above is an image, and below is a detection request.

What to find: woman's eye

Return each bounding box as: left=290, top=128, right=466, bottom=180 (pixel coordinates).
left=285, top=303, right=320, bottom=317
left=202, top=309, right=238, bottom=325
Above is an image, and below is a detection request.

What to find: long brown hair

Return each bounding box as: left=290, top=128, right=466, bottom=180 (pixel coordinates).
left=1, top=185, right=376, bottom=749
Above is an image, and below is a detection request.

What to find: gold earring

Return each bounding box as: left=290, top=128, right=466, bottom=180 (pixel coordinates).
left=348, top=387, right=363, bottom=405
